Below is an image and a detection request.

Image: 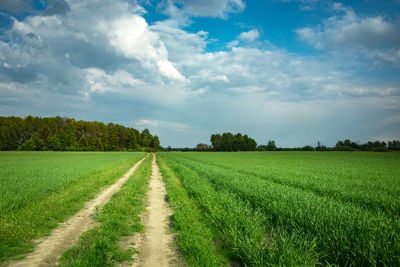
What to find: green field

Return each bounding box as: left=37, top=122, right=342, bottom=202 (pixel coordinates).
left=157, top=151, right=400, bottom=266
left=0, top=151, right=145, bottom=261
left=1, top=151, right=399, bottom=266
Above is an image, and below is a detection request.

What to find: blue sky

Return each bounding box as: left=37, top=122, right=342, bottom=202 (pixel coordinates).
left=0, top=0, right=399, bottom=147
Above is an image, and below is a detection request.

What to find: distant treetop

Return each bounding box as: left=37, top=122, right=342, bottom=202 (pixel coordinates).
left=210, top=133, right=257, bottom=151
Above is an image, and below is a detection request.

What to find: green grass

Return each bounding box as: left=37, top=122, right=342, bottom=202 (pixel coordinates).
left=0, top=151, right=146, bottom=262
left=157, top=155, right=229, bottom=266
left=158, top=151, right=400, bottom=266
left=58, top=155, right=152, bottom=267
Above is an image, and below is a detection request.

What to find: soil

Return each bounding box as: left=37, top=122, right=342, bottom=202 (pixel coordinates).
left=131, top=154, right=178, bottom=267
left=8, top=155, right=148, bottom=267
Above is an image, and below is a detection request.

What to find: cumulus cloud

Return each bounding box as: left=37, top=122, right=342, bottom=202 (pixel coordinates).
left=238, top=29, right=260, bottom=42
left=85, top=68, right=142, bottom=94
left=0, top=0, right=186, bottom=95
left=106, top=14, right=185, bottom=80
left=0, top=0, right=398, bottom=147
left=297, top=3, right=400, bottom=66
left=159, top=0, right=245, bottom=18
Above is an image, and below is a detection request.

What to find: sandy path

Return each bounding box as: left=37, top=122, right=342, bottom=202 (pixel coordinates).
left=9, top=155, right=148, bottom=267
left=132, top=154, right=177, bottom=267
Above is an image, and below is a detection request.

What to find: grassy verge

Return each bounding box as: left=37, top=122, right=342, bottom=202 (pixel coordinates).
left=157, top=154, right=228, bottom=266
left=0, top=152, right=146, bottom=262
left=58, top=155, right=152, bottom=266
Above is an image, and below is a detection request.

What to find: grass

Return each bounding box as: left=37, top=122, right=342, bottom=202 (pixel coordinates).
left=158, top=151, right=400, bottom=266
left=157, top=155, right=229, bottom=266
left=0, top=151, right=146, bottom=262
left=58, top=155, right=152, bottom=266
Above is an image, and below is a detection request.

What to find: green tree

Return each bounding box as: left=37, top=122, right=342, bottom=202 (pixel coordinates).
left=266, top=140, right=276, bottom=151
left=195, top=143, right=210, bottom=151
left=141, top=129, right=153, bottom=147
left=151, top=136, right=161, bottom=151
left=17, top=139, right=37, bottom=151
left=48, top=135, right=62, bottom=151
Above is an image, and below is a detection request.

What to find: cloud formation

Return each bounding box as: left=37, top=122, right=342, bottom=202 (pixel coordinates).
left=158, top=0, right=245, bottom=18
left=238, top=29, right=259, bottom=42
left=297, top=3, right=400, bottom=67
left=0, top=0, right=399, bottom=147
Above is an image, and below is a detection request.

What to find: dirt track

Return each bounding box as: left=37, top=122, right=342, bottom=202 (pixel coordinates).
left=9, top=155, right=148, bottom=267
left=132, top=154, right=177, bottom=267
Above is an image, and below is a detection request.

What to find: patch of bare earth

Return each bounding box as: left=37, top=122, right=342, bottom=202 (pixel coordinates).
left=130, top=154, right=178, bottom=267
left=8, top=155, right=148, bottom=267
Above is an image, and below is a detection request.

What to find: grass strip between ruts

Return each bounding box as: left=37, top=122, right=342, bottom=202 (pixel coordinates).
left=58, top=155, right=152, bottom=266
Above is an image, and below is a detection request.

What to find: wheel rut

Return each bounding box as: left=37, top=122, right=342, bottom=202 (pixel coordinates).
left=132, top=153, right=178, bottom=267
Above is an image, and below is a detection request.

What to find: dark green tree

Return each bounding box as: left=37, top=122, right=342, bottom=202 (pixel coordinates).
left=48, top=135, right=62, bottom=151
left=151, top=136, right=161, bottom=151
left=141, top=129, right=153, bottom=148
left=266, top=140, right=277, bottom=151
left=17, top=139, right=37, bottom=151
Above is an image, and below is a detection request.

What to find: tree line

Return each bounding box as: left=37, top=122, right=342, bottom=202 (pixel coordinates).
left=182, top=136, right=400, bottom=152
left=257, top=139, right=400, bottom=152
left=0, top=116, right=160, bottom=151
left=334, top=139, right=400, bottom=152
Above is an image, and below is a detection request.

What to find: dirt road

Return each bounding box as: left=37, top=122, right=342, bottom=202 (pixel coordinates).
left=132, top=154, right=177, bottom=267
left=9, top=155, right=148, bottom=267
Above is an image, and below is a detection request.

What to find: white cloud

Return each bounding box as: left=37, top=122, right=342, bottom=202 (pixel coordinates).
left=135, top=119, right=160, bottom=127
left=0, top=0, right=399, bottom=147
left=159, top=0, right=245, bottom=18
left=107, top=14, right=185, bottom=80
left=134, top=119, right=195, bottom=132
left=297, top=3, right=400, bottom=66
left=238, top=29, right=260, bottom=42
left=85, top=68, right=142, bottom=94
left=227, top=40, right=239, bottom=48
left=157, top=60, right=185, bottom=80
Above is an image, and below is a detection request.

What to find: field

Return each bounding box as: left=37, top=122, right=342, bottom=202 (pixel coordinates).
left=0, top=151, right=145, bottom=261
left=157, top=151, right=400, bottom=266
left=1, top=151, right=399, bottom=266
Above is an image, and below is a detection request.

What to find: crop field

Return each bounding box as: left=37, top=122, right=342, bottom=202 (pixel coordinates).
left=157, top=151, right=400, bottom=266
left=0, top=151, right=145, bottom=261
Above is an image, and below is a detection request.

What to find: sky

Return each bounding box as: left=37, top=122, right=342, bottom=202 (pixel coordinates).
left=0, top=0, right=399, bottom=148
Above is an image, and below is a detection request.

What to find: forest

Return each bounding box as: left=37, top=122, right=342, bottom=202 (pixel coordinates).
left=0, top=116, right=160, bottom=151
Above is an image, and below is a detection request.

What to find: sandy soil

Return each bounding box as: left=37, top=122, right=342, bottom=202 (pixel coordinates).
left=132, top=154, right=178, bottom=267
left=9, top=155, right=148, bottom=267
